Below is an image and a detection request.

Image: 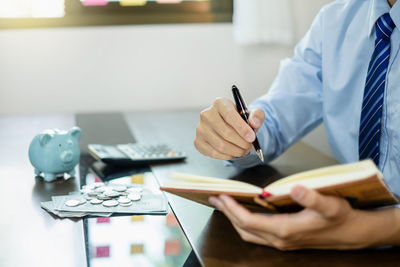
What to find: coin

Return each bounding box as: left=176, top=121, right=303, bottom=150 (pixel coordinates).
left=95, top=187, right=106, bottom=193
left=80, top=188, right=92, bottom=194
left=97, top=194, right=111, bottom=200
left=103, top=200, right=119, bottom=207
left=90, top=198, right=103, bottom=205
left=127, top=193, right=141, bottom=201
left=119, top=202, right=132, bottom=207
left=104, top=191, right=120, bottom=198
left=118, top=197, right=131, bottom=204
left=83, top=184, right=96, bottom=190
left=88, top=191, right=99, bottom=197
left=93, top=182, right=104, bottom=188
left=112, top=185, right=127, bottom=192
left=78, top=198, right=87, bottom=205
left=65, top=199, right=80, bottom=207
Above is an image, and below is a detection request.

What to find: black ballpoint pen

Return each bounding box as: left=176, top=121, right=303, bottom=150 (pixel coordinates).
left=232, top=85, right=264, bottom=163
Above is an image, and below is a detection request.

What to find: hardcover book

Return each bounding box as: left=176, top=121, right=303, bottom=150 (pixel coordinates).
left=160, top=160, right=398, bottom=213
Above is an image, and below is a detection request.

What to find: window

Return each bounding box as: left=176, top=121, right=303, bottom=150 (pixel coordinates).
left=0, top=0, right=233, bottom=29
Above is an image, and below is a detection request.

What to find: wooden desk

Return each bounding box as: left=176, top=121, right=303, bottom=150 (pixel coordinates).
left=0, top=114, right=85, bottom=267
left=125, top=110, right=400, bottom=267
left=1, top=111, right=399, bottom=267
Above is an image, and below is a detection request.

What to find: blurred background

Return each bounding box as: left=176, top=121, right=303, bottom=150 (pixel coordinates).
left=0, top=0, right=333, bottom=156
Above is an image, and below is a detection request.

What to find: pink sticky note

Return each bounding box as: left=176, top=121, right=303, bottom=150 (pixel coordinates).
left=164, top=239, right=181, bottom=256
left=82, top=0, right=108, bottom=6
left=97, top=217, right=110, bottom=224
left=166, top=212, right=179, bottom=227
left=156, top=0, right=182, bottom=3
left=96, top=246, right=110, bottom=258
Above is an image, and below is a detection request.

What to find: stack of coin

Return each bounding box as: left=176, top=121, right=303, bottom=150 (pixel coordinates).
left=65, top=183, right=143, bottom=208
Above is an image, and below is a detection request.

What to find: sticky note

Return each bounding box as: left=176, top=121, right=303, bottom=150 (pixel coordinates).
left=156, top=0, right=182, bottom=3
left=164, top=239, right=181, bottom=256
left=130, top=244, right=144, bottom=255
left=82, top=0, right=108, bottom=6
left=95, top=246, right=110, bottom=258
left=97, top=217, right=110, bottom=224
left=120, top=0, right=147, bottom=6
left=131, top=174, right=144, bottom=184
left=131, top=215, right=144, bottom=222
left=166, top=212, right=179, bottom=227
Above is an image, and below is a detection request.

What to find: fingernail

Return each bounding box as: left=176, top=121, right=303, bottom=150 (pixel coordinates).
left=292, top=186, right=306, bottom=201
left=252, top=117, right=261, bottom=126
left=245, top=132, right=254, bottom=142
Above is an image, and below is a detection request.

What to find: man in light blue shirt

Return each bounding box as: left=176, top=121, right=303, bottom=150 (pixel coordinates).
left=195, top=0, right=400, bottom=250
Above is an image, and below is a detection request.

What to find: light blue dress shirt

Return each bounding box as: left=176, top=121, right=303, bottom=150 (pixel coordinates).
left=230, top=0, right=400, bottom=197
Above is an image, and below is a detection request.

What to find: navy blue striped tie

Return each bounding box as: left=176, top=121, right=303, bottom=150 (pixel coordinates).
left=359, top=13, right=395, bottom=166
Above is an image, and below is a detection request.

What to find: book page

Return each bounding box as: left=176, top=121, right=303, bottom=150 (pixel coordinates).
left=170, top=172, right=261, bottom=189
left=163, top=181, right=262, bottom=194
left=266, top=160, right=381, bottom=190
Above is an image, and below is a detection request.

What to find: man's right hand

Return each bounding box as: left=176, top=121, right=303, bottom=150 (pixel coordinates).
left=194, top=97, right=265, bottom=160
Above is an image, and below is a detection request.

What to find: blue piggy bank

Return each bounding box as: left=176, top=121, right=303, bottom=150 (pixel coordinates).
left=28, top=127, right=81, bottom=182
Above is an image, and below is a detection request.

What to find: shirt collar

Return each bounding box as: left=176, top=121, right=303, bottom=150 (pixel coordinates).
left=368, top=0, right=391, bottom=37
left=390, top=1, right=400, bottom=30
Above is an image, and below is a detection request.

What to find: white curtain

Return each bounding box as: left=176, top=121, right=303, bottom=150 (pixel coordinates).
left=233, top=0, right=294, bottom=45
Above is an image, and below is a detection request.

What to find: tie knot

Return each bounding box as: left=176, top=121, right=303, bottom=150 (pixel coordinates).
left=376, top=13, right=396, bottom=40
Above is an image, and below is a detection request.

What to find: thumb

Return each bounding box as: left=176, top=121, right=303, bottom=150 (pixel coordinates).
left=290, top=185, right=344, bottom=219
left=248, top=109, right=265, bottom=131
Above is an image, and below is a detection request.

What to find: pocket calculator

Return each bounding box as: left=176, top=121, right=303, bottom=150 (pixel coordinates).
left=88, top=143, right=186, bottom=166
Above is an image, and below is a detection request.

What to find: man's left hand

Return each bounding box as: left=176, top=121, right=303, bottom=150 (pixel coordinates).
left=209, top=186, right=379, bottom=250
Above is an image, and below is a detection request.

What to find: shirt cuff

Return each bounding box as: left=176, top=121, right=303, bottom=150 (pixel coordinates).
left=226, top=150, right=263, bottom=169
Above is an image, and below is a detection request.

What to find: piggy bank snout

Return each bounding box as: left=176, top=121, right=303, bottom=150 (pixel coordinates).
left=61, top=150, right=74, bottom=163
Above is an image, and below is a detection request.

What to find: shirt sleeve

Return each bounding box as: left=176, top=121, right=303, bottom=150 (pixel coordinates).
left=229, top=8, right=325, bottom=169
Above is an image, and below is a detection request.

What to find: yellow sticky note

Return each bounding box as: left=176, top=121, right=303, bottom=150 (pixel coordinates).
left=131, top=215, right=144, bottom=222
left=130, top=244, right=144, bottom=255
left=120, top=0, right=147, bottom=6
left=131, top=174, right=144, bottom=184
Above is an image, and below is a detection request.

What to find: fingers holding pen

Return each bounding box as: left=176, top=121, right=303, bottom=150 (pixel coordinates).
left=194, top=136, right=234, bottom=160
left=196, top=123, right=250, bottom=158
left=194, top=97, right=260, bottom=159
left=200, top=103, right=252, bottom=150
left=214, top=98, right=256, bottom=143
left=248, top=109, right=265, bottom=131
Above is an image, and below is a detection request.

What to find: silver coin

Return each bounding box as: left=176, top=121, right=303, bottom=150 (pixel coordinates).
left=87, top=191, right=99, bottom=197
left=95, top=187, right=106, bottom=193
left=80, top=188, right=92, bottom=194
left=93, top=182, right=104, bottom=188
left=104, top=191, right=120, bottom=198
left=103, top=200, right=119, bottom=207
left=90, top=198, right=103, bottom=205
left=119, top=202, right=132, bottom=207
left=118, top=197, right=131, bottom=204
left=97, top=194, right=111, bottom=200
left=84, top=184, right=96, bottom=190
left=112, top=185, right=127, bottom=192
left=65, top=199, right=80, bottom=207
left=86, top=196, right=94, bottom=201
left=78, top=198, right=87, bottom=205
left=127, top=193, right=141, bottom=201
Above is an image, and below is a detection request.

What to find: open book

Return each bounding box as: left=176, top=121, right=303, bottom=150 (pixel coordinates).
left=160, top=160, right=399, bottom=213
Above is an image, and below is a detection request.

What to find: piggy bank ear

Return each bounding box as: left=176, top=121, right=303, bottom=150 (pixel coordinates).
left=68, top=127, right=81, bottom=140
left=39, top=133, right=53, bottom=147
